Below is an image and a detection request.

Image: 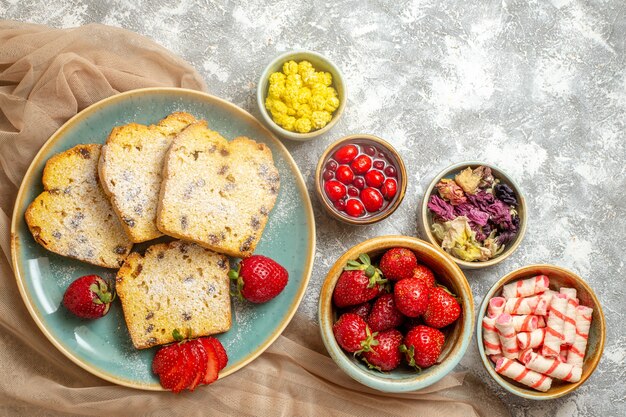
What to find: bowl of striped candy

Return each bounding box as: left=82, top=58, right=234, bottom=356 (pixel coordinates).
left=477, top=264, right=605, bottom=399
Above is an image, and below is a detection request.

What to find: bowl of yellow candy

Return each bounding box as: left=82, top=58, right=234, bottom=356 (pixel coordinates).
left=257, top=50, right=346, bottom=141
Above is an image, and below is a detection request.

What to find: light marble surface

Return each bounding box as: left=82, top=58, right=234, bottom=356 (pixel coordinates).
left=2, top=0, right=625, bottom=415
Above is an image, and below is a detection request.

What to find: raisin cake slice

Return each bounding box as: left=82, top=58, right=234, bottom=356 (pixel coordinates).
left=98, top=112, right=197, bottom=243
left=25, top=144, right=133, bottom=268
left=115, top=240, right=231, bottom=349
left=156, top=121, right=280, bottom=258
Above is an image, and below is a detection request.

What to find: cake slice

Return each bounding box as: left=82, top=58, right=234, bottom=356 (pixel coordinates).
left=156, top=121, right=280, bottom=258
left=25, top=144, right=133, bottom=268
left=98, top=112, right=197, bottom=243
left=115, top=240, right=231, bottom=349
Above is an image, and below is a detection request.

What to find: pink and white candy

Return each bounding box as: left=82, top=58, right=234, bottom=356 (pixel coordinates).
left=495, top=357, right=553, bottom=392
left=517, top=328, right=546, bottom=350
left=566, top=305, right=593, bottom=367
left=511, top=315, right=540, bottom=332
left=523, top=351, right=582, bottom=383
left=502, top=275, right=550, bottom=299
left=541, top=293, right=568, bottom=358
left=488, top=297, right=506, bottom=318
left=504, top=295, right=550, bottom=316
left=495, top=313, right=519, bottom=359
left=482, top=316, right=502, bottom=356
left=562, top=295, right=579, bottom=346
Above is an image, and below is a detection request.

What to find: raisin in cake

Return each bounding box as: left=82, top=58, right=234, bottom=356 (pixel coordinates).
left=116, top=240, right=231, bottom=349
left=156, top=121, right=280, bottom=258
left=25, top=144, right=133, bottom=268
left=98, top=112, right=197, bottom=243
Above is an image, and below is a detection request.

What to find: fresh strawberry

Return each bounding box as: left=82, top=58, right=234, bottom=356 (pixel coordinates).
left=62, top=275, right=115, bottom=319
left=332, top=254, right=386, bottom=308
left=423, top=286, right=461, bottom=328
left=229, top=255, right=289, bottom=303
left=343, top=302, right=372, bottom=319
left=153, top=344, right=186, bottom=391
left=332, top=313, right=376, bottom=353
left=202, top=337, right=228, bottom=371
left=401, top=325, right=445, bottom=369
left=184, top=341, right=205, bottom=391
left=394, top=277, right=429, bottom=317
left=362, top=329, right=403, bottom=371
left=198, top=339, right=219, bottom=385
left=379, top=248, right=417, bottom=281
left=411, top=264, right=436, bottom=288
left=367, top=294, right=404, bottom=332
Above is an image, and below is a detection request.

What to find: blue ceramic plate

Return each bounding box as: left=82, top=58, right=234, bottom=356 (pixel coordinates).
left=11, top=88, right=315, bottom=390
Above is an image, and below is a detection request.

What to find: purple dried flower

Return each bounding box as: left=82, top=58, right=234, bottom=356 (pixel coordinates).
left=494, top=183, right=517, bottom=206
left=454, top=203, right=489, bottom=226
left=427, top=195, right=455, bottom=221
left=466, top=191, right=496, bottom=213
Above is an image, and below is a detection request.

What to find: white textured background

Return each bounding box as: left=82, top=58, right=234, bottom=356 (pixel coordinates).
left=2, top=0, right=625, bottom=416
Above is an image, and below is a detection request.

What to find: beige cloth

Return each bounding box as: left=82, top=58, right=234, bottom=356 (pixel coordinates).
left=0, top=21, right=510, bottom=417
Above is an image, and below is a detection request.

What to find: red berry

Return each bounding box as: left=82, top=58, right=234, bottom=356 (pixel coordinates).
left=323, top=170, right=334, bottom=181
left=334, top=198, right=347, bottom=211
left=343, top=302, right=372, bottom=319
left=62, top=275, right=114, bottom=319
left=351, top=155, right=372, bottom=175
left=384, top=165, right=397, bottom=177
left=423, top=286, right=462, bottom=328
left=367, top=293, right=404, bottom=332
left=347, top=186, right=359, bottom=197
left=411, top=264, right=436, bottom=288
left=365, top=170, right=385, bottom=188
left=360, top=187, right=384, bottom=212
left=152, top=343, right=187, bottom=392
left=402, top=325, right=445, bottom=368
left=362, top=329, right=403, bottom=371
left=198, top=340, right=219, bottom=385
left=332, top=255, right=384, bottom=308
left=336, top=165, right=355, bottom=184
left=353, top=177, right=365, bottom=189
left=394, top=277, right=429, bottom=317
left=326, top=160, right=338, bottom=171
left=378, top=151, right=386, bottom=159
left=345, top=199, right=365, bottom=217
left=185, top=340, right=207, bottom=391
left=373, top=160, right=385, bottom=170
left=381, top=178, right=398, bottom=200
left=199, top=337, right=228, bottom=371
left=324, top=180, right=346, bottom=202
left=334, top=144, right=358, bottom=164
left=379, top=248, right=418, bottom=281
left=364, top=145, right=377, bottom=156
left=332, top=313, right=369, bottom=352
left=229, top=255, right=289, bottom=303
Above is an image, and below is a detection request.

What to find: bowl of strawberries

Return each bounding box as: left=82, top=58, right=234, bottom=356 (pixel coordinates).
left=318, top=235, right=474, bottom=392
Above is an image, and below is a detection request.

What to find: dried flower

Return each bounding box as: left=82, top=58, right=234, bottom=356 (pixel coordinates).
left=431, top=217, right=497, bottom=262
left=427, top=195, right=456, bottom=221
left=453, top=203, right=489, bottom=226
left=435, top=179, right=467, bottom=205
left=494, top=183, right=517, bottom=206
left=454, top=167, right=482, bottom=195
left=476, top=166, right=495, bottom=188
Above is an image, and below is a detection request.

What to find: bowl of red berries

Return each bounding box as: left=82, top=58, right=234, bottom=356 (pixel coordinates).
left=315, top=134, right=407, bottom=224
left=318, top=235, right=474, bottom=392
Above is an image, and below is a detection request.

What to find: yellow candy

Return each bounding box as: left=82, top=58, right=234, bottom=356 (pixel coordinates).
left=294, top=117, right=312, bottom=133
left=267, top=60, right=340, bottom=132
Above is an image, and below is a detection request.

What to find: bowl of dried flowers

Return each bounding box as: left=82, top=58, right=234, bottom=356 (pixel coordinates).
left=420, top=162, right=526, bottom=270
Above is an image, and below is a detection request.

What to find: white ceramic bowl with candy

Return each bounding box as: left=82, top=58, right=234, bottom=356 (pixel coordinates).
left=477, top=265, right=605, bottom=399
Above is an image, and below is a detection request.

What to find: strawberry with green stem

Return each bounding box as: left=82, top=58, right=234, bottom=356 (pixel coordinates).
left=62, top=275, right=115, bottom=319
left=423, top=285, right=461, bottom=328
left=400, top=325, right=445, bottom=369
left=333, top=253, right=387, bottom=308
left=229, top=255, right=289, bottom=303
left=362, top=329, right=403, bottom=371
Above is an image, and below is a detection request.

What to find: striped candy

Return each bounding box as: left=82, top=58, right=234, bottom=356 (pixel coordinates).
left=541, top=294, right=568, bottom=358
left=566, top=305, right=593, bottom=367
left=488, top=297, right=506, bottom=318
left=511, top=315, right=539, bottom=332
left=523, top=352, right=582, bottom=383
left=517, top=328, right=546, bottom=349
left=502, top=275, right=550, bottom=299
left=504, top=296, right=549, bottom=316
left=495, top=313, right=519, bottom=359
left=482, top=316, right=502, bottom=355
left=495, top=357, right=553, bottom=392
left=562, top=295, right=579, bottom=346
